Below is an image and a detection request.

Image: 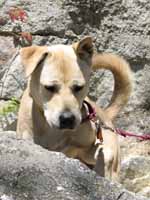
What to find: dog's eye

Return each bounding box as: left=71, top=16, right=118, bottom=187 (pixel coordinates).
left=72, top=85, right=84, bottom=93
left=44, top=85, right=58, bottom=93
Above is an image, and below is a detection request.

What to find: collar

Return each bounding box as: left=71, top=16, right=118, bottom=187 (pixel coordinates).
left=82, top=100, right=103, bottom=143
left=81, top=100, right=97, bottom=123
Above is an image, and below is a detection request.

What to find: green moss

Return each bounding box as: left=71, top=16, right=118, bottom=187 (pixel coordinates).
left=0, top=98, right=20, bottom=116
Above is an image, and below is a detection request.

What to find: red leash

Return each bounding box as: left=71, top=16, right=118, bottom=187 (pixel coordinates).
left=82, top=100, right=150, bottom=142
left=115, top=128, right=150, bottom=141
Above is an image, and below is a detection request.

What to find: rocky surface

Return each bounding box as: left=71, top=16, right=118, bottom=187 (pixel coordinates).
left=0, top=51, right=25, bottom=99
left=0, top=131, right=148, bottom=200
left=0, top=37, right=16, bottom=79
left=120, top=155, right=150, bottom=197
left=0, top=0, right=150, bottom=198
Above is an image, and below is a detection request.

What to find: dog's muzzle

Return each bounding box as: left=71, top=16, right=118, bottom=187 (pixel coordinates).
left=59, top=111, right=76, bottom=129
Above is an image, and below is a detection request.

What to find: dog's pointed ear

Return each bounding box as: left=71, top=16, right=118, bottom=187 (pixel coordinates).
left=20, top=46, right=48, bottom=77
left=73, top=36, right=93, bottom=60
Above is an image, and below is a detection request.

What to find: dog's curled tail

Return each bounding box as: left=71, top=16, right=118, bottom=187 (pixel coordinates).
left=92, top=53, right=132, bottom=121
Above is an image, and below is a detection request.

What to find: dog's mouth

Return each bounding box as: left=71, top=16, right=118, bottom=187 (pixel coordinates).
left=59, top=124, right=76, bottom=130
left=50, top=121, right=78, bottom=131
left=44, top=110, right=80, bottom=131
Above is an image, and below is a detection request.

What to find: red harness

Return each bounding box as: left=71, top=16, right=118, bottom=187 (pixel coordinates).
left=83, top=100, right=150, bottom=142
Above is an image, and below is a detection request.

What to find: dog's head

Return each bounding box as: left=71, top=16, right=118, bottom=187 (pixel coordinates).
left=21, top=37, right=93, bottom=130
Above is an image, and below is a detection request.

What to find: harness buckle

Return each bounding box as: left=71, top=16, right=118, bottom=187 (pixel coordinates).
left=95, top=119, right=103, bottom=143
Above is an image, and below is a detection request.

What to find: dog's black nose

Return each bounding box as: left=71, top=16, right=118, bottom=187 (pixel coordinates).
left=59, top=112, right=75, bottom=129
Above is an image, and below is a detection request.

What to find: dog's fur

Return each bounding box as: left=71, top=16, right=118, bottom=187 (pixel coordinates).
left=17, top=37, right=132, bottom=180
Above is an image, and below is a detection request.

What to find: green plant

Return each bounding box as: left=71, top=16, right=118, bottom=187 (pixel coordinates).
left=0, top=98, right=20, bottom=116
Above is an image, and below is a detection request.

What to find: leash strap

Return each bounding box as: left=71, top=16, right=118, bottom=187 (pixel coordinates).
left=82, top=100, right=150, bottom=142
left=115, top=128, right=150, bottom=141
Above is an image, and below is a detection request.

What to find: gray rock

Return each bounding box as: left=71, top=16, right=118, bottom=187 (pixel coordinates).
left=0, top=131, right=148, bottom=200
left=0, top=37, right=16, bottom=80
left=0, top=0, right=68, bottom=39
left=120, top=156, right=150, bottom=197
left=0, top=52, right=26, bottom=99
left=0, top=113, right=17, bottom=132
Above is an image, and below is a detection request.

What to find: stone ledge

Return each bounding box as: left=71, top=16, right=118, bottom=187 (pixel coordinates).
left=0, top=131, right=148, bottom=200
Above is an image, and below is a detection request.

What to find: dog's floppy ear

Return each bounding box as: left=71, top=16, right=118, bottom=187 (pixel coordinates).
left=20, top=46, right=48, bottom=77
left=73, top=36, right=93, bottom=60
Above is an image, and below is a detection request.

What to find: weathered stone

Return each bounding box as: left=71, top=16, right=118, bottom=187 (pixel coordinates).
left=120, top=156, right=150, bottom=197
left=0, top=131, right=148, bottom=200
left=0, top=37, right=16, bottom=79
left=0, top=52, right=26, bottom=99
left=0, top=113, right=17, bottom=132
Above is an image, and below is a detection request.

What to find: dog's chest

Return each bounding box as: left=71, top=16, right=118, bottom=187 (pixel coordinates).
left=33, top=121, right=96, bottom=153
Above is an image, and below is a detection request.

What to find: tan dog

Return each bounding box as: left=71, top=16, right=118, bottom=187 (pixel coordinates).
left=17, top=37, right=132, bottom=180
